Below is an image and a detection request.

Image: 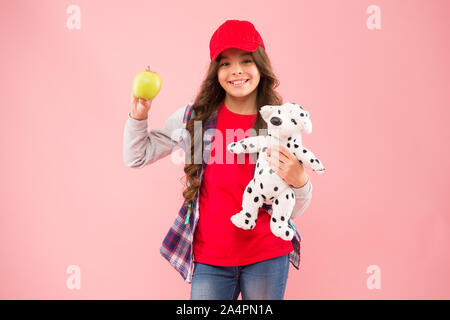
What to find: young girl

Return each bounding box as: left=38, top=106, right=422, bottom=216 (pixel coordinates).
left=123, top=19, right=312, bottom=300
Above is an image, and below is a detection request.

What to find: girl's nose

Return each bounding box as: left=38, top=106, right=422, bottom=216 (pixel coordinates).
left=232, top=65, right=243, bottom=74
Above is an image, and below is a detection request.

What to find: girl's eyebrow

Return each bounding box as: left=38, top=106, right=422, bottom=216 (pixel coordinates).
left=220, top=53, right=252, bottom=60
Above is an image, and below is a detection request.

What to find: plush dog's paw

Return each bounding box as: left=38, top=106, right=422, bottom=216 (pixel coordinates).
left=310, top=158, right=325, bottom=174
left=231, top=211, right=256, bottom=230
left=227, top=141, right=246, bottom=154
left=270, top=220, right=295, bottom=241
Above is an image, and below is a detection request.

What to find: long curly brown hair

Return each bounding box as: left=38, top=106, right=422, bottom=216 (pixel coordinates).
left=182, top=45, right=283, bottom=211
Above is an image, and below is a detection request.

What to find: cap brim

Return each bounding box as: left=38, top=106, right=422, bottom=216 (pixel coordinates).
left=212, top=42, right=260, bottom=62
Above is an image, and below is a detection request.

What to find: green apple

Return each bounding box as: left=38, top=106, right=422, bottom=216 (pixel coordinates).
left=132, top=66, right=162, bottom=100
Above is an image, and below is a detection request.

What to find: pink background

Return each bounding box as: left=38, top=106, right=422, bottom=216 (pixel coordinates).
left=1, top=0, right=449, bottom=299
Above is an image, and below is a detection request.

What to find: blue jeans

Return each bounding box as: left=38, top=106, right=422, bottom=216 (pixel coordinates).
left=190, top=254, right=290, bottom=300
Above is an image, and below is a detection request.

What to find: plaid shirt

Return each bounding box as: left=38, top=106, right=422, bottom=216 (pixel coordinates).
left=159, top=103, right=304, bottom=283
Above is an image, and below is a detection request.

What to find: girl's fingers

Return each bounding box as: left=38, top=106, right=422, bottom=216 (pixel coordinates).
left=139, top=99, right=151, bottom=109
left=269, top=154, right=288, bottom=170
left=276, top=145, right=295, bottom=161
left=268, top=153, right=285, bottom=164
left=131, top=93, right=138, bottom=107
left=267, top=146, right=288, bottom=161
left=267, top=157, right=279, bottom=170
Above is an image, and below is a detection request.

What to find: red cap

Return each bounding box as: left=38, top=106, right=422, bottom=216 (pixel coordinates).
left=209, top=20, right=265, bottom=63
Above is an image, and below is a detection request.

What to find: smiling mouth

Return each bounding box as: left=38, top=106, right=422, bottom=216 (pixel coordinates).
left=228, top=79, right=249, bottom=87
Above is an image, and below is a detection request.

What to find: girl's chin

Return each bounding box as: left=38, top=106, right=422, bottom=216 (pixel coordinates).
left=224, top=86, right=257, bottom=97
left=226, top=91, right=253, bottom=99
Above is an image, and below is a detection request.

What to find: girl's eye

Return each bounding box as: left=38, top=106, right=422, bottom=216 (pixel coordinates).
left=220, top=59, right=252, bottom=67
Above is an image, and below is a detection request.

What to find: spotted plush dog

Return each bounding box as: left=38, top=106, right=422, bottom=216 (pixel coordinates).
left=227, top=102, right=325, bottom=241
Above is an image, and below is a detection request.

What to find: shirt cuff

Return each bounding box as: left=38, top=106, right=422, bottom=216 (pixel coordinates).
left=292, top=177, right=311, bottom=198
left=127, top=112, right=148, bottom=130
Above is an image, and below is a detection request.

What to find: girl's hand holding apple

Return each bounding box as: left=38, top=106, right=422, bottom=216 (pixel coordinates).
left=129, top=66, right=162, bottom=120
left=130, top=93, right=152, bottom=120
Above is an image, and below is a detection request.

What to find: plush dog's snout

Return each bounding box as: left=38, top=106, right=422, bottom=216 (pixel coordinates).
left=270, top=117, right=282, bottom=126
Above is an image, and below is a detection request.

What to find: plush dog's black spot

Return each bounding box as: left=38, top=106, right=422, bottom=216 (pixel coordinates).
left=310, top=159, right=314, bottom=163
left=254, top=196, right=259, bottom=202
left=269, top=169, right=274, bottom=174
left=287, top=143, right=290, bottom=148
left=262, top=147, right=267, bottom=152
left=286, top=231, right=290, bottom=237
left=249, top=144, right=255, bottom=148
left=303, top=149, right=307, bottom=153
left=291, top=119, right=297, bottom=125
left=281, top=216, right=285, bottom=221
left=288, top=137, right=292, bottom=141
left=245, top=212, right=251, bottom=218
left=294, top=144, right=299, bottom=148
left=247, top=187, right=252, bottom=193
left=259, top=169, right=263, bottom=175
left=261, top=194, right=266, bottom=200
left=260, top=183, right=263, bottom=189
left=286, top=194, right=289, bottom=200
left=275, top=199, right=279, bottom=205
left=274, top=186, right=278, bottom=191
left=245, top=219, right=249, bottom=224
left=272, top=217, right=277, bottom=223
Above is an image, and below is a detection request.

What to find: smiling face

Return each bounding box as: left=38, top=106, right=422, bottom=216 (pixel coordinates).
left=217, top=48, right=261, bottom=100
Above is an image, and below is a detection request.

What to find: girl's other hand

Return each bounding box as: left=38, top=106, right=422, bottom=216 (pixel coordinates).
left=267, top=145, right=309, bottom=188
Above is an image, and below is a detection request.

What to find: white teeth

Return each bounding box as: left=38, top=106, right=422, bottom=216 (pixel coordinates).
left=229, top=79, right=248, bottom=85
